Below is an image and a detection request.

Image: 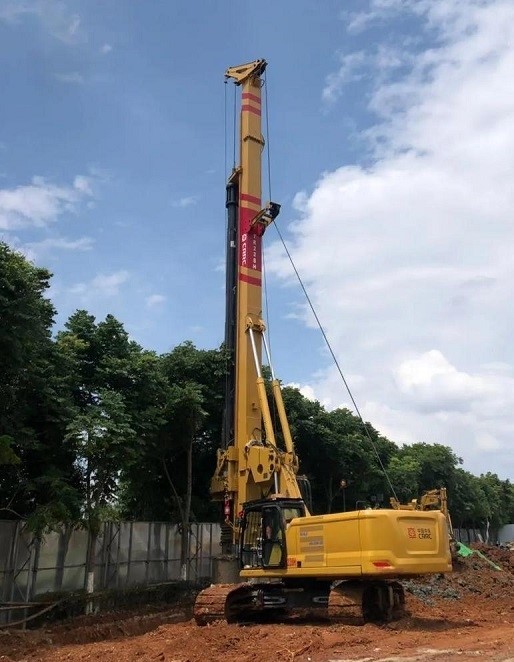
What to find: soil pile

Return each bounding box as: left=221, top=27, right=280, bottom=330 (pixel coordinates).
left=471, top=542, right=514, bottom=572
left=1, top=546, right=513, bottom=662
left=403, top=543, right=514, bottom=603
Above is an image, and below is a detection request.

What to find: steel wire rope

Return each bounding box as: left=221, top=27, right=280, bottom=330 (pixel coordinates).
left=233, top=82, right=237, bottom=169
left=264, top=58, right=397, bottom=499
left=271, top=221, right=399, bottom=501
left=262, top=73, right=397, bottom=500
left=262, top=71, right=274, bottom=364
left=222, top=78, right=233, bottom=447
left=262, top=72, right=280, bottom=442
left=224, top=80, right=227, bottom=179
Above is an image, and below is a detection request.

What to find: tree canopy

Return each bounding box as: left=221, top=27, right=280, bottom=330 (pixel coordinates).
left=1, top=242, right=513, bottom=536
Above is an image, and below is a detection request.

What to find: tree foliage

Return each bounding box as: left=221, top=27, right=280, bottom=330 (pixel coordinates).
left=0, top=243, right=513, bottom=540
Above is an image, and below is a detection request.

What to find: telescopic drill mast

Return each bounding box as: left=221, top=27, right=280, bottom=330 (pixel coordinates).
left=211, top=59, right=301, bottom=554
left=195, top=60, right=452, bottom=625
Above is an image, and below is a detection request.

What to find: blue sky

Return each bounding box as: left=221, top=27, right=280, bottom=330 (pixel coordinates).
left=1, top=1, right=514, bottom=480
left=0, top=0, right=390, bottom=374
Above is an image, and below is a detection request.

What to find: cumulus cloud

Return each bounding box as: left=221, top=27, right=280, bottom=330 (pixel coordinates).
left=0, top=175, right=94, bottom=230
left=342, top=0, right=408, bottom=35
left=73, top=175, right=94, bottom=196
left=54, top=72, right=84, bottom=84
left=70, top=270, right=130, bottom=298
left=24, top=235, right=94, bottom=260
left=394, top=350, right=501, bottom=414
left=146, top=294, right=166, bottom=308
left=268, top=0, right=514, bottom=478
left=322, top=51, right=368, bottom=104
left=0, top=0, right=82, bottom=43
left=172, top=195, right=198, bottom=208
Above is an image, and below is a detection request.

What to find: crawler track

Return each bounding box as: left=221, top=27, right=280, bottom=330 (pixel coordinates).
left=328, top=582, right=365, bottom=625
left=194, top=579, right=406, bottom=626
left=193, top=583, right=250, bottom=625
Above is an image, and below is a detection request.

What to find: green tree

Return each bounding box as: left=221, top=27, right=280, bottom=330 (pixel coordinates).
left=56, top=310, right=165, bottom=600
left=279, top=387, right=398, bottom=513
left=450, top=468, right=489, bottom=532
left=65, top=389, right=135, bottom=604
left=476, top=472, right=513, bottom=539
left=0, top=243, right=79, bottom=525
left=161, top=382, right=206, bottom=579
left=387, top=455, right=422, bottom=503
left=394, top=443, right=461, bottom=493
left=120, top=342, right=226, bottom=526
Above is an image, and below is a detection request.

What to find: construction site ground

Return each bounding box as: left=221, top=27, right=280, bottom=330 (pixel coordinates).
left=2, top=545, right=513, bottom=662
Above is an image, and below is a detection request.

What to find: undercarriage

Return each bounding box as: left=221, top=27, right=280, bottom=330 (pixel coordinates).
left=193, top=579, right=405, bottom=626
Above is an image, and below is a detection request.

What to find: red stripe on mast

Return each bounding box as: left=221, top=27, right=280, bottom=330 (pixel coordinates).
left=240, top=193, right=261, bottom=206
left=242, top=92, right=261, bottom=105
left=239, top=273, right=262, bottom=287
left=241, top=104, right=261, bottom=116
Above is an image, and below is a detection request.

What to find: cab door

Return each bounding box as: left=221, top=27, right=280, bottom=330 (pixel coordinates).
left=240, top=504, right=286, bottom=569
left=261, top=505, right=286, bottom=568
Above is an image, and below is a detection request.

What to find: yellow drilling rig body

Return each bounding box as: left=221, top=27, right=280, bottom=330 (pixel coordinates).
left=193, top=60, right=452, bottom=626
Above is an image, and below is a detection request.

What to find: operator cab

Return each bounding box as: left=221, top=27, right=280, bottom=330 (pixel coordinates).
left=240, top=498, right=306, bottom=569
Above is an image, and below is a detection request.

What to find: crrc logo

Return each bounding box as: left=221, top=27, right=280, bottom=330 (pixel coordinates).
left=407, top=527, right=417, bottom=539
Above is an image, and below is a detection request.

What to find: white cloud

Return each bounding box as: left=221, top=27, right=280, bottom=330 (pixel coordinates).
left=91, top=271, right=129, bottom=296
left=100, top=43, right=112, bottom=55
left=146, top=294, right=166, bottom=308
left=286, top=382, right=318, bottom=403
left=172, top=195, right=198, bottom=208
left=322, top=51, right=368, bottom=104
left=394, top=350, right=502, bottom=414
left=322, top=44, right=413, bottom=106
left=54, top=72, right=84, bottom=84
left=342, top=0, right=407, bottom=35
left=0, top=175, right=94, bottom=230
left=269, top=0, right=514, bottom=478
left=24, top=235, right=94, bottom=259
left=0, top=0, right=83, bottom=44
left=475, top=433, right=502, bottom=452
left=70, top=270, right=130, bottom=298
left=73, top=175, right=94, bottom=196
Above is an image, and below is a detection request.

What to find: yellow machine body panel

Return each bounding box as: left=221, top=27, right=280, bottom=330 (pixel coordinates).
left=193, top=61, right=453, bottom=625
left=240, top=509, right=451, bottom=580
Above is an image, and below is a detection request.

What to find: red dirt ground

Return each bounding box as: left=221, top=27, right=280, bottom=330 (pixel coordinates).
left=1, top=549, right=513, bottom=662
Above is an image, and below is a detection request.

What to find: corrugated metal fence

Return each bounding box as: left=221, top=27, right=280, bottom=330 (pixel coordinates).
left=0, top=520, right=220, bottom=624
left=2, top=519, right=512, bottom=625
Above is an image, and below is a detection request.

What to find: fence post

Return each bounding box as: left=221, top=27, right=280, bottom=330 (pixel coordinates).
left=164, top=523, right=170, bottom=582
left=8, top=522, right=21, bottom=606
left=126, top=521, right=133, bottom=587
left=115, top=523, right=122, bottom=589
left=144, top=523, right=152, bottom=584
left=54, top=527, right=69, bottom=592
left=102, top=522, right=110, bottom=591
left=209, top=523, right=214, bottom=578
left=28, top=536, right=41, bottom=602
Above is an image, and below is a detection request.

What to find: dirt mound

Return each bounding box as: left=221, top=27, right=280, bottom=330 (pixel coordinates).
left=2, top=593, right=514, bottom=662
left=403, top=545, right=514, bottom=604
left=471, top=542, right=514, bottom=572
left=2, top=551, right=514, bottom=662
left=0, top=607, right=188, bottom=660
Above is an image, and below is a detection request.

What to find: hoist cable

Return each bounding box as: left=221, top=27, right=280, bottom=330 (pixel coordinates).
left=262, top=247, right=272, bottom=365
left=233, top=83, right=237, bottom=169
left=272, top=221, right=399, bottom=501
left=224, top=80, right=228, bottom=180
left=262, top=72, right=273, bottom=365
left=261, top=59, right=397, bottom=499
left=264, top=71, right=273, bottom=203
left=262, top=73, right=279, bottom=434
left=222, top=78, right=231, bottom=448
